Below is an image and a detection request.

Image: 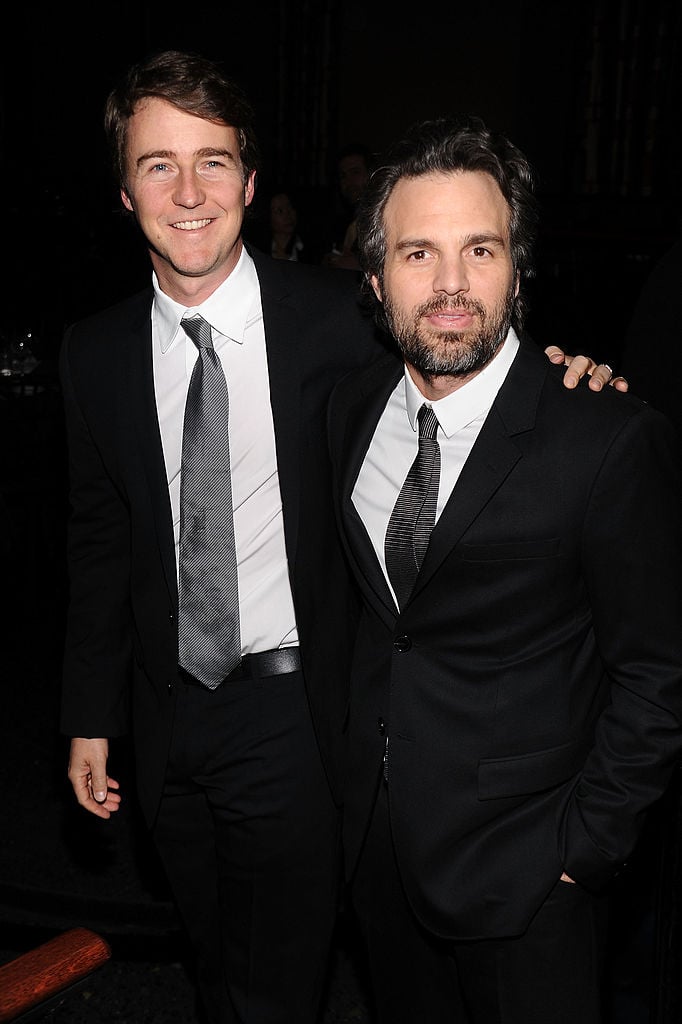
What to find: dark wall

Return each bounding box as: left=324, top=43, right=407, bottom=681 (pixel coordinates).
left=335, top=3, right=523, bottom=150
left=2, top=1, right=680, bottom=367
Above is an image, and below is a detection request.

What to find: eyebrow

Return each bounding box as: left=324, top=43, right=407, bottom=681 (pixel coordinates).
left=463, top=232, right=507, bottom=249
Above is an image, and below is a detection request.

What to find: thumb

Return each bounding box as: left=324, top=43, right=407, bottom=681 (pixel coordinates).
left=544, top=345, right=566, bottom=364
left=92, top=773, right=109, bottom=803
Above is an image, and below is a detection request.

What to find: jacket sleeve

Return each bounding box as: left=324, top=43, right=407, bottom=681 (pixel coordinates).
left=561, top=403, right=682, bottom=889
left=58, top=327, right=133, bottom=739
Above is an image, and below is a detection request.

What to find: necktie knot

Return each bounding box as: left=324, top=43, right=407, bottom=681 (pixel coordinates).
left=417, top=404, right=439, bottom=441
left=182, top=315, right=214, bottom=351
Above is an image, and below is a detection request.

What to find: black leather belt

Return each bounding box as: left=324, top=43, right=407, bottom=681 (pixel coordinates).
left=179, top=647, right=301, bottom=688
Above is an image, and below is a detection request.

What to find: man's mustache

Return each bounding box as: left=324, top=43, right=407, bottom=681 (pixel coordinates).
left=416, top=296, right=486, bottom=318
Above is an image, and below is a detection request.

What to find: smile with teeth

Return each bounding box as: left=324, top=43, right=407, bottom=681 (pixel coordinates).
left=172, top=218, right=213, bottom=230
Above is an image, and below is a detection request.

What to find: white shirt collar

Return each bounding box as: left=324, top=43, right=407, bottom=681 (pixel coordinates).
left=403, top=328, right=520, bottom=436
left=153, top=246, right=259, bottom=352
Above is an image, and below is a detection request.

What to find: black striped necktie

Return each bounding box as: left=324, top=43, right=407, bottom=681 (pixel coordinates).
left=384, top=403, right=441, bottom=610
left=178, top=314, right=241, bottom=688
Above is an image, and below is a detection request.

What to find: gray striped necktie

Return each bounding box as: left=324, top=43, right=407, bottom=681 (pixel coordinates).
left=178, top=314, right=241, bottom=688
left=384, top=403, right=441, bottom=610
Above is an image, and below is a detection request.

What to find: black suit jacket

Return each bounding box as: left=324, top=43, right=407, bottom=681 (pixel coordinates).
left=59, top=248, right=382, bottom=824
left=328, top=336, right=682, bottom=940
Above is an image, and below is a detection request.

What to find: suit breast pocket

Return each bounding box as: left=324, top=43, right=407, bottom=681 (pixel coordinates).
left=449, top=538, right=565, bottom=653
left=459, top=538, right=561, bottom=562
left=457, top=538, right=562, bottom=607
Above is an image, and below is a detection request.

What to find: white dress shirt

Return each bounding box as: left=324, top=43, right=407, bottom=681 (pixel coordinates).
left=152, top=247, right=298, bottom=653
left=353, top=330, right=519, bottom=605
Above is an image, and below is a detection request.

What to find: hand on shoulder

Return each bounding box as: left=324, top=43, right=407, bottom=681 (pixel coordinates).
left=545, top=346, right=629, bottom=392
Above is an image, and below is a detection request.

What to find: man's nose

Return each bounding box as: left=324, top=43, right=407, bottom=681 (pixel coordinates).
left=432, top=255, right=469, bottom=295
left=173, top=170, right=206, bottom=208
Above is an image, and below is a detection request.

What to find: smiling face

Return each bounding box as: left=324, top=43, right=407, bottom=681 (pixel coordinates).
left=371, top=169, right=519, bottom=397
left=120, top=97, right=255, bottom=305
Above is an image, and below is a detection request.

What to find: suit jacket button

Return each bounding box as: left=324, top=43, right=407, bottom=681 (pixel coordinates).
left=394, top=635, right=412, bottom=653
left=378, top=717, right=386, bottom=736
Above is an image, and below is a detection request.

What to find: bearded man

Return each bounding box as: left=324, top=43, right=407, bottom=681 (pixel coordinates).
left=327, top=116, right=682, bottom=1024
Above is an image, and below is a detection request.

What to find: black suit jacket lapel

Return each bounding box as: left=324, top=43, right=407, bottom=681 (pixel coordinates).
left=250, top=250, right=302, bottom=565
left=412, top=339, right=546, bottom=601
left=123, top=290, right=178, bottom=607
left=337, top=353, right=404, bottom=622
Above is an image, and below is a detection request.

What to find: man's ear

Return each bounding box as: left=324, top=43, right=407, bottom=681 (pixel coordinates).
left=514, top=271, right=520, bottom=298
left=370, top=274, right=382, bottom=302
left=244, top=169, right=256, bottom=208
left=121, top=187, right=134, bottom=213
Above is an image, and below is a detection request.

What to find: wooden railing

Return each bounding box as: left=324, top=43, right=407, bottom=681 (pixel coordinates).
left=0, top=927, right=111, bottom=1022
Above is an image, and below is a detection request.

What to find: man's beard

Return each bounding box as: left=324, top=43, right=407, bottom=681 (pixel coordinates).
left=384, top=288, right=516, bottom=380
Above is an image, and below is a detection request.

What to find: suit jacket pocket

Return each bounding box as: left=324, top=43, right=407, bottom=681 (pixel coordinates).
left=460, top=538, right=560, bottom=561
left=478, top=735, right=592, bottom=800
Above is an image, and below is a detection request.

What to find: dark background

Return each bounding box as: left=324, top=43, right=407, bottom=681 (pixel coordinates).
left=2, top=0, right=681, bottom=363
left=1, top=2, right=682, bottom=1021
